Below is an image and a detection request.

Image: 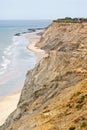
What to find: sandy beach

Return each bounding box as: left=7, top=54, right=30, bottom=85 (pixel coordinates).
left=0, top=29, right=46, bottom=126
left=25, top=29, right=47, bottom=62
left=0, top=91, right=21, bottom=126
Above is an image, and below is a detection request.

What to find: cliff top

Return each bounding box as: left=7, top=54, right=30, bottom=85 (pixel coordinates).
left=53, top=17, right=87, bottom=23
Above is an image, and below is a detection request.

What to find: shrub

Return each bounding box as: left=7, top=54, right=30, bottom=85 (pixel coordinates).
left=77, top=95, right=86, bottom=103
left=75, top=92, right=81, bottom=96
left=76, top=104, right=83, bottom=110
left=53, top=18, right=87, bottom=23
left=69, top=126, right=76, bottom=130
left=81, top=122, right=87, bottom=128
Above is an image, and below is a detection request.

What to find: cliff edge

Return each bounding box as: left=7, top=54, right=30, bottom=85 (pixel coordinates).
left=0, top=21, right=87, bottom=130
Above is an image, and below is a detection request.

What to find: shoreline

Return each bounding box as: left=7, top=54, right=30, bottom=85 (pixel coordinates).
left=25, top=29, right=48, bottom=63
left=0, top=29, right=46, bottom=126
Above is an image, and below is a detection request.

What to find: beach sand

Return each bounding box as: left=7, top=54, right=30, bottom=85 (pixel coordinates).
left=0, top=91, right=21, bottom=126
left=0, top=29, right=46, bottom=126
left=25, top=29, right=47, bottom=62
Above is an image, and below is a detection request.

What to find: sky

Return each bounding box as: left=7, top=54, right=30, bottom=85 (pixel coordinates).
left=0, top=0, right=87, bottom=20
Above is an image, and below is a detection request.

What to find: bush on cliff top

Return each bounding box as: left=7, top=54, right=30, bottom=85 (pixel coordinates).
left=53, top=17, right=87, bottom=23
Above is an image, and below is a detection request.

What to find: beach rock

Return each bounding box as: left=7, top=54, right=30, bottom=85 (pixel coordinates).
left=21, top=32, right=28, bottom=34
left=27, top=28, right=44, bottom=33
left=1, top=21, right=87, bottom=130
left=27, top=29, right=36, bottom=32
left=14, top=33, right=21, bottom=36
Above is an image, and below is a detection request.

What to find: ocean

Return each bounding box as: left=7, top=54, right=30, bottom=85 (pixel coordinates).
left=0, top=20, right=51, bottom=96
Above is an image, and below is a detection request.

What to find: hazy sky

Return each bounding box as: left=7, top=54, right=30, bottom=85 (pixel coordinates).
left=0, top=0, right=87, bottom=20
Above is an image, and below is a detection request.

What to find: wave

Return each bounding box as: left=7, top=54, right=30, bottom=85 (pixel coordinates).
left=0, top=34, right=29, bottom=77
left=0, top=36, right=21, bottom=76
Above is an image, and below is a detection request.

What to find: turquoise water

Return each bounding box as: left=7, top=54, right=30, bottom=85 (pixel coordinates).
left=0, top=20, right=51, bottom=96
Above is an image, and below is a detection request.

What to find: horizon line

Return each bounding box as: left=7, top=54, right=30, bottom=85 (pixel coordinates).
left=0, top=19, right=52, bottom=21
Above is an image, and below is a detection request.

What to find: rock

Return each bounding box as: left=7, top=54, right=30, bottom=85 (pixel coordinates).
left=27, top=29, right=36, bottom=32
left=21, top=32, right=28, bottom=34
left=14, top=33, right=21, bottom=36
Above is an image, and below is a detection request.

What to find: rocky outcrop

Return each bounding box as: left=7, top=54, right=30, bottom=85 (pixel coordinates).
left=1, top=21, right=87, bottom=130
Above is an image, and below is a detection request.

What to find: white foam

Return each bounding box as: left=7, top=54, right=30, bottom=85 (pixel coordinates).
left=12, top=36, right=21, bottom=45
left=5, top=46, right=12, bottom=51
left=0, top=35, right=28, bottom=76
left=1, top=56, right=10, bottom=69
left=0, top=44, right=14, bottom=75
left=4, top=50, right=12, bottom=56
left=0, top=71, right=5, bottom=75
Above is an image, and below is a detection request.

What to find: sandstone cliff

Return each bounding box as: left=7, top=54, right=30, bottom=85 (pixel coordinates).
left=0, top=21, right=87, bottom=130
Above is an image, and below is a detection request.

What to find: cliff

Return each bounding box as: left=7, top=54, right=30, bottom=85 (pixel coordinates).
left=0, top=21, right=87, bottom=130
left=36, top=22, right=87, bottom=51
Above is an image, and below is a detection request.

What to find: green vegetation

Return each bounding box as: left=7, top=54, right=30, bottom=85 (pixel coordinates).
left=75, top=94, right=87, bottom=110
left=69, top=126, right=76, bottom=130
left=73, top=92, right=81, bottom=97
left=75, top=92, right=81, bottom=96
left=81, top=122, right=87, bottom=128
left=77, top=95, right=86, bottom=103
left=53, top=17, right=87, bottom=23
left=76, top=104, right=83, bottom=110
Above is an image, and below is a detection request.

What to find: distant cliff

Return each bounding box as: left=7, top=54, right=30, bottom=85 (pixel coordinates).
left=1, top=21, right=87, bottom=130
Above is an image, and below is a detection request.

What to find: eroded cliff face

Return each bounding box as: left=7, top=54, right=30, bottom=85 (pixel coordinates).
left=1, top=22, right=87, bottom=130
left=36, top=22, right=87, bottom=51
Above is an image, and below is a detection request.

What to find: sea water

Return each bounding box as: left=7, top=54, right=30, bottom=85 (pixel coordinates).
left=0, top=20, right=51, bottom=96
